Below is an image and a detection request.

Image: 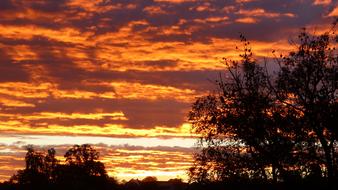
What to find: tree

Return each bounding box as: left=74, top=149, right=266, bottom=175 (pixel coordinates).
left=64, top=144, right=106, bottom=177
left=44, top=148, right=58, bottom=182
left=189, top=25, right=337, bottom=185
left=24, top=145, right=45, bottom=172
left=54, top=144, right=110, bottom=190
left=189, top=35, right=301, bottom=183
left=141, top=176, right=158, bottom=190
left=65, top=144, right=99, bottom=164
left=9, top=144, right=116, bottom=190
left=10, top=146, right=50, bottom=189
left=277, top=27, right=338, bottom=184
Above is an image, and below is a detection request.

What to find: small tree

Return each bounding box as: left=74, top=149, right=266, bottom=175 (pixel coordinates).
left=64, top=144, right=106, bottom=177
left=10, top=146, right=52, bottom=189
left=44, top=148, right=58, bottom=182
left=54, top=144, right=110, bottom=190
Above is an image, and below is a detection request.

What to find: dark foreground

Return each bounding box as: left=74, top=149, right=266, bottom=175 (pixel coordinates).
left=0, top=180, right=336, bottom=190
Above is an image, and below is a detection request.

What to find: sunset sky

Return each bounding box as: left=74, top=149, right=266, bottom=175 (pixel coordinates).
left=0, top=0, right=337, bottom=182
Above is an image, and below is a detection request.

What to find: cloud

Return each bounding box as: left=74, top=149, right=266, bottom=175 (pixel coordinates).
left=313, top=0, right=332, bottom=6
left=327, top=6, right=338, bottom=17
left=236, top=17, right=258, bottom=24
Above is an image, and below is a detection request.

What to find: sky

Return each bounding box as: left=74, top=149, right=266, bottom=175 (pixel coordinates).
left=0, top=0, right=337, bottom=182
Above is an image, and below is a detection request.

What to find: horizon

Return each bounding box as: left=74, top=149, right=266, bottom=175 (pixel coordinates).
left=0, top=0, right=337, bottom=183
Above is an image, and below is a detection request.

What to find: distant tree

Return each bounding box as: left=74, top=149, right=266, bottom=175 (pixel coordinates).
left=168, top=178, right=186, bottom=190
left=10, top=146, right=50, bottom=189
left=24, top=146, right=44, bottom=171
left=189, top=23, right=337, bottom=185
left=168, top=178, right=183, bottom=184
left=141, top=176, right=158, bottom=190
left=124, top=178, right=141, bottom=190
left=54, top=144, right=110, bottom=190
left=64, top=144, right=106, bottom=177
left=141, top=176, right=157, bottom=183
left=65, top=144, right=99, bottom=164
left=9, top=144, right=117, bottom=190
left=44, top=148, right=58, bottom=182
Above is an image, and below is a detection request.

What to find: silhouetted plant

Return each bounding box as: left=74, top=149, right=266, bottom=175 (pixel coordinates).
left=9, top=144, right=115, bottom=190
left=9, top=146, right=51, bottom=189
left=189, top=23, right=337, bottom=186
left=54, top=144, right=110, bottom=190
left=64, top=144, right=107, bottom=177
left=189, top=36, right=301, bottom=183
left=277, top=27, right=338, bottom=185
left=140, top=176, right=158, bottom=190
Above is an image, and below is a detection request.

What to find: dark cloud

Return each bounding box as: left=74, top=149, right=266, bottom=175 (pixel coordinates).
left=2, top=97, right=189, bottom=129
left=138, top=59, right=178, bottom=68
left=0, top=49, right=30, bottom=82
left=0, top=0, right=15, bottom=11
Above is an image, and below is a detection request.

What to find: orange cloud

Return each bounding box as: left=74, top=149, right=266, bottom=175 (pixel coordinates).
left=3, top=112, right=127, bottom=121
left=327, top=7, right=338, bottom=16
left=313, top=0, right=332, bottom=6
left=93, top=22, right=291, bottom=72
left=0, top=82, right=52, bottom=98
left=238, top=8, right=296, bottom=18
left=0, top=81, right=199, bottom=102
left=236, top=0, right=256, bottom=3
left=236, top=17, right=258, bottom=24
left=194, top=16, right=229, bottom=23
left=101, top=81, right=197, bottom=102
left=0, top=97, right=35, bottom=107
left=143, top=6, right=168, bottom=15
left=0, top=121, right=194, bottom=138
left=67, top=0, right=136, bottom=13
left=0, top=25, right=94, bottom=46
left=154, top=0, right=196, bottom=3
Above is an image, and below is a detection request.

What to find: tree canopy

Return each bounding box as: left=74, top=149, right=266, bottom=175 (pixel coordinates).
left=189, top=25, right=338, bottom=188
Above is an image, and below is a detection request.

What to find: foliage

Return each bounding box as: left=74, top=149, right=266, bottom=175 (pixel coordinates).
left=277, top=28, right=338, bottom=183
left=189, top=25, right=338, bottom=186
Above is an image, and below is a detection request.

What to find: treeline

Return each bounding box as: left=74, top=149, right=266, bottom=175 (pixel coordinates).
left=0, top=144, right=335, bottom=190
left=0, top=144, right=188, bottom=190
left=0, top=144, right=117, bottom=190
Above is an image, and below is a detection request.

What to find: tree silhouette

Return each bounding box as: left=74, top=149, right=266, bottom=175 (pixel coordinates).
left=64, top=144, right=107, bottom=177
left=54, top=144, right=109, bottom=190
left=189, top=36, right=301, bottom=183
left=9, top=144, right=115, bottom=190
left=44, top=148, right=58, bottom=182
left=10, top=146, right=51, bottom=189
left=189, top=24, right=337, bottom=186
left=277, top=28, right=338, bottom=185
left=140, top=176, right=158, bottom=190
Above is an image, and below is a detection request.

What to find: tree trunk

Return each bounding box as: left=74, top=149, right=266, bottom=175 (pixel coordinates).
left=272, top=164, right=277, bottom=184
left=319, top=136, right=334, bottom=185
left=313, top=112, right=335, bottom=186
